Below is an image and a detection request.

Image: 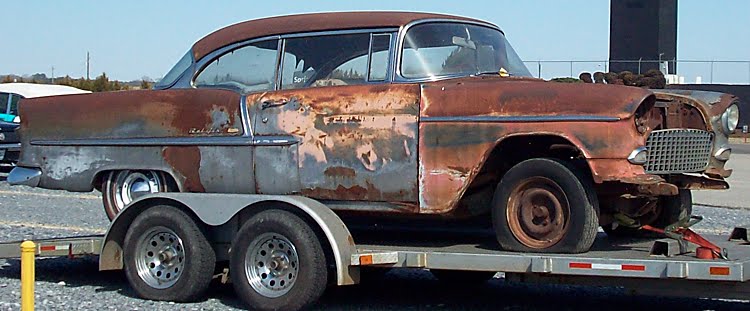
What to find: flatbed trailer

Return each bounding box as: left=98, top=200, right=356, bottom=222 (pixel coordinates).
left=1, top=193, right=749, bottom=309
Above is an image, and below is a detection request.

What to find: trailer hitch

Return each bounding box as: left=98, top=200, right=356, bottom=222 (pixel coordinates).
left=641, top=215, right=729, bottom=260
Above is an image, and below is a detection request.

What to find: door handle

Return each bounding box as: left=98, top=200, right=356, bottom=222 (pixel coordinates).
left=261, top=99, right=289, bottom=110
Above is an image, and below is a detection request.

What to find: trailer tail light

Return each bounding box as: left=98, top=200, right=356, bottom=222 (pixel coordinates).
left=709, top=267, right=730, bottom=276
left=569, top=262, right=646, bottom=272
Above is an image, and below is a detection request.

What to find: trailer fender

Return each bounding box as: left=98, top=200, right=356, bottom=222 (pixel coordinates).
left=99, top=193, right=359, bottom=285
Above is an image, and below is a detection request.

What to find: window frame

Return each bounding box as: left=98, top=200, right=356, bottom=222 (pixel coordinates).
left=191, top=37, right=282, bottom=93
left=393, top=19, right=505, bottom=83
left=191, top=28, right=398, bottom=93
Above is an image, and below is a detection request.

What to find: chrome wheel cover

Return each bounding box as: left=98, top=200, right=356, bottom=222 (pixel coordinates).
left=113, top=171, right=163, bottom=212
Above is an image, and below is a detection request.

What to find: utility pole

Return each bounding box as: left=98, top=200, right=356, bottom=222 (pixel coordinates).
left=51, top=66, right=55, bottom=84
left=86, top=52, right=90, bottom=80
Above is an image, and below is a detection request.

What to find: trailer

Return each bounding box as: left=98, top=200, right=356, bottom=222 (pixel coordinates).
left=1, top=193, right=750, bottom=310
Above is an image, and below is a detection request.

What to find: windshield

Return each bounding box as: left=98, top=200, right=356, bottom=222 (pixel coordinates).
left=401, top=23, right=531, bottom=79
left=154, top=51, right=193, bottom=89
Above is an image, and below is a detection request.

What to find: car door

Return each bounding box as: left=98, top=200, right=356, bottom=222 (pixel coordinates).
left=252, top=32, right=421, bottom=203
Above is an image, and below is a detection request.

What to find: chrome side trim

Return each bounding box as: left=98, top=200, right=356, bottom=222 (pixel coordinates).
left=31, top=135, right=297, bottom=147
left=7, top=167, right=42, bottom=187
left=420, top=115, right=621, bottom=123
left=239, top=96, right=253, bottom=137
left=0, top=143, right=21, bottom=151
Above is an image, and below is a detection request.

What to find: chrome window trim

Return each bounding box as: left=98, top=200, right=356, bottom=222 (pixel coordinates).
left=393, top=19, right=503, bottom=83
left=279, top=27, right=398, bottom=39
left=365, top=33, right=375, bottom=83
left=30, top=135, right=298, bottom=147
left=367, top=33, right=394, bottom=82
left=275, top=38, right=286, bottom=91
left=240, top=96, right=253, bottom=137
left=420, top=115, right=621, bottom=123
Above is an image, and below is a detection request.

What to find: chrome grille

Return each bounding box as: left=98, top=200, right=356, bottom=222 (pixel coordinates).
left=644, top=129, right=713, bottom=174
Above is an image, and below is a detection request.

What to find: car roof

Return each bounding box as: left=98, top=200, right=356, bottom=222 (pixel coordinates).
left=192, top=11, right=492, bottom=61
left=0, top=83, right=91, bottom=98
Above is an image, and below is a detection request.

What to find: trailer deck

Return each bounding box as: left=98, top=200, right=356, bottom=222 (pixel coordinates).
left=3, top=228, right=750, bottom=300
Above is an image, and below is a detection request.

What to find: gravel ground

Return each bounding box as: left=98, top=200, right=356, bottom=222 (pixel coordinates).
left=0, top=176, right=749, bottom=310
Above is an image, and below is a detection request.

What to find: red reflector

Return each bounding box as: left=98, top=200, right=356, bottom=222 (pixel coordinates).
left=710, top=267, right=730, bottom=276
left=621, top=264, right=646, bottom=271
left=569, top=262, right=592, bottom=269
left=39, top=245, right=56, bottom=251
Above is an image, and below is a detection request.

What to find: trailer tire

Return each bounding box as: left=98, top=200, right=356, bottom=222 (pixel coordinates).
left=123, top=205, right=215, bottom=302
left=603, top=190, right=693, bottom=238
left=492, top=158, right=598, bottom=253
left=230, top=209, right=327, bottom=311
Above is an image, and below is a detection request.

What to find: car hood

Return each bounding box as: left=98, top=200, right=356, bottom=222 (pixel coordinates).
left=652, top=89, right=738, bottom=117
left=420, top=77, right=655, bottom=119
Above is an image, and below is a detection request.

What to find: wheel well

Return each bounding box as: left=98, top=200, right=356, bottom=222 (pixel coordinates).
left=230, top=201, right=338, bottom=284
left=457, top=135, right=593, bottom=217
left=92, top=169, right=180, bottom=192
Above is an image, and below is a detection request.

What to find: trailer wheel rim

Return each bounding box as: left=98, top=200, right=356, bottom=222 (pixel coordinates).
left=134, top=226, right=185, bottom=289
left=114, top=171, right=164, bottom=213
left=244, top=232, right=299, bottom=298
left=506, top=177, right=570, bottom=249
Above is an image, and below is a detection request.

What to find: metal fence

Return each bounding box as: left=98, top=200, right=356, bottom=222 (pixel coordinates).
left=522, top=60, right=750, bottom=85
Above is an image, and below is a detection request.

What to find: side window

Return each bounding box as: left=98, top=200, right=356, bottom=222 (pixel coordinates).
left=0, top=93, right=9, bottom=114
left=9, top=94, right=21, bottom=115
left=281, top=33, right=389, bottom=90
left=194, top=40, right=278, bottom=93
left=368, top=34, right=391, bottom=81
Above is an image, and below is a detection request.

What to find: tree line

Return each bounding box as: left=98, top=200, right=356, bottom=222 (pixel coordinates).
left=1, top=73, right=153, bottom=92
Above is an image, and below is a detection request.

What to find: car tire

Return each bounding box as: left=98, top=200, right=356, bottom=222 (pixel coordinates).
left=230, top=209, right=327, bottom=311
left=103, top=170, right=170, bottom=221
left=492, top=158, right=599, bottom=253
left=123, top=205, right=215, bottom=302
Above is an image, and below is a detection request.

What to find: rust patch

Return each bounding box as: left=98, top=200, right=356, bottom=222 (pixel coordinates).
left=20, top=89, right=242, bottom=142
left=324, top=166, right=356, bottom=178
left=420, top=76, right=654, bottom=119
left=254, top=84, right=420, bottom=203
left=162, top=146, right=205, bottom=192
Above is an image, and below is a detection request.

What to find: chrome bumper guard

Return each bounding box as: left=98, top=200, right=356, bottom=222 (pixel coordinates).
left=8, top=167, right=42, bottom=187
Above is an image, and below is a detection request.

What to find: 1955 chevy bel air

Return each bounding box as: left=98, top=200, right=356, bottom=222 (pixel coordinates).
left=8, top=12, right=739, bottom=254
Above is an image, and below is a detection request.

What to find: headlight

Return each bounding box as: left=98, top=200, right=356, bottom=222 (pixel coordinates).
left=721, top=104, right=739, bottom=134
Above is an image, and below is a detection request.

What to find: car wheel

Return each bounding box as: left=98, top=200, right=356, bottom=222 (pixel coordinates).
left=103, top=170, right=170, bottom=220
left=603, top=190, right=692, bottom=238
left=123, top=205, right=215, bottom=302
left=230, top=209, right=327, bottom=311
left=492, top=158, right=599, bottom=253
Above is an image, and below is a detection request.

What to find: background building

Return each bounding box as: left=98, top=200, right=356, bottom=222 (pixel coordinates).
left=609, top=0, right=677, bottom=74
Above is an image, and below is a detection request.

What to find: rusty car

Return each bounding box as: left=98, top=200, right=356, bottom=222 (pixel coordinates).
left=9, top=12, right=738, bottom=257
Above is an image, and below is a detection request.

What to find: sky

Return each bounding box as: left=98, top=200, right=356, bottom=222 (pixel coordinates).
left=2, top=1, right=749, bottom=83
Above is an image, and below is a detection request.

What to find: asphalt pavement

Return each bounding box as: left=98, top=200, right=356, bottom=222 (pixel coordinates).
left=0, top=173, right=748, bottom=310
